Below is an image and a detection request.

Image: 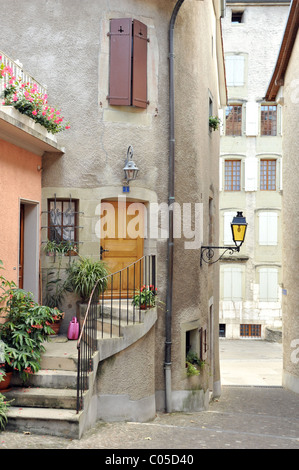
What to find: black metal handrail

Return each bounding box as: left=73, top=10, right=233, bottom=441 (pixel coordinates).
left=76, top=254, right=156, bottom=413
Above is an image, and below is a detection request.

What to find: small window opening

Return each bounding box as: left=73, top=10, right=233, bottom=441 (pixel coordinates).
left=219, top=324, right=226, bottom=338
left=232, top=11, right=244, bottom=23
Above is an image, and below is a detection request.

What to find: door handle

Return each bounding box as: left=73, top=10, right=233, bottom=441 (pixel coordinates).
left=100, top=246, right=109, bottom=259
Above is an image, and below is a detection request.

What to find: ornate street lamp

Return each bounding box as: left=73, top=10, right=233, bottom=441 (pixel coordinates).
left=123, top=145, right=139, bottom=184
left=200, top=211, right=247, bottom=266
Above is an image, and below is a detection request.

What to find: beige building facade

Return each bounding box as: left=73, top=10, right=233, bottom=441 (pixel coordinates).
left=0, top=0, right=226, bottom=426
left=219, top=0, right=290, bottom=340
left=265, top=0, right=299, bottom=393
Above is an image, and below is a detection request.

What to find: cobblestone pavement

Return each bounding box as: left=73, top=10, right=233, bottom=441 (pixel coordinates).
left=1, top=340, right=298, bottom=451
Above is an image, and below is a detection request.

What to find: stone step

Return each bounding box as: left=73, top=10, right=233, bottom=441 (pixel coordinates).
left=6, top=406, right=83, bottom=439
left=41, top=337, right=78, bottom=371
left=11, top=369, right=79, bottom=389
left=4, top=386, right=78, bottom=410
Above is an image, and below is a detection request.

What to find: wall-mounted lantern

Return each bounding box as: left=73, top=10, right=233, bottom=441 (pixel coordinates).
left=200, top=211, right=247, bottom=266
left=123, top=145, right=139, bottom=184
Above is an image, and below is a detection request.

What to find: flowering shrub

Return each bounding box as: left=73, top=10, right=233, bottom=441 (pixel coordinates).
left=0, top=260, right=64, bottom=381
left=132, top=284, right=157, bottom=308
left=0, top=55, right=70, bottom=134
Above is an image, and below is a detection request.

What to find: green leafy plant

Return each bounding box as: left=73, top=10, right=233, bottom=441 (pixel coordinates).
left=43, top=241, right=76, bottom=309
left=132, top=284, right=157, bottom=308
left=44, top=239, right=77, bottom=256
left=186, top=351, right=205, bottom=377
left=0, top=261, right=64, bottom=381
left=186, top=362, right=200, bottom=377
left=209, top=115, right=221, bottom=131
left=0, top=385, right=11, bottom=432
left=66, top=257, right=109, bottom=302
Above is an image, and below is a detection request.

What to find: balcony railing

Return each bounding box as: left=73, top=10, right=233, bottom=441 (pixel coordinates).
left=76, top=255, right=156, bottom=413
left=0, top=50, right=47, bottom=95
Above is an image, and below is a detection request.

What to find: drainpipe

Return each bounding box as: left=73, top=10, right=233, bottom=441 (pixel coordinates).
left=165, top=0, right=185, bottom=414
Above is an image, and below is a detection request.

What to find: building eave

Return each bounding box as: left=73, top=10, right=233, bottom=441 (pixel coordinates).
left=0, top=107, right=64, bottom=156
left=265, top=0, right=299, bottom=101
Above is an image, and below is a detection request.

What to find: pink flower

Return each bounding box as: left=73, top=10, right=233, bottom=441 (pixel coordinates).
left=32, top=110, right=37, bottom=116
left=13, top=94, right=18, bottom=102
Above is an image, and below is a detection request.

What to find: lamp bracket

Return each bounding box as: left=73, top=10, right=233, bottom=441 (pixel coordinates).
left=200, top=245, right=240, bottom=266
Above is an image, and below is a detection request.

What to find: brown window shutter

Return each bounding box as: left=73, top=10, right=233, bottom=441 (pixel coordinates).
left=109, top=18, right=132, bottom=106
left=132, top=19, right=148, bottom=108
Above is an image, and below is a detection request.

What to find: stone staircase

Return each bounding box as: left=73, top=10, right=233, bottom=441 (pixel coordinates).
left=5, top=336, right=84, bottom=439
left=4, top=303, right=157, bottom=438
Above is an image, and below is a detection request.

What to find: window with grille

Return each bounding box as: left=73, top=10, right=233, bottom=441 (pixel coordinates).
left=240, top=324, right=261, bottom=338
left=225, top=160, right=241, bottom=191
left=48, top=199, right=78, bottom=245
left=261, top=105, right=277, bottom=136
left=260, top=159, right=276, bottom=190
left=226, top=105, right=242, bottom=136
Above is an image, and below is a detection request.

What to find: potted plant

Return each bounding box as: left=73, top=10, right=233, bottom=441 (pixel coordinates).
left=0, top=261, right=64, bottom=381
left=132, top=284, right=157, bottom=309
left=66, top=256, right=109, bottom=303
left=0, top=364, right=13, bottom=392
left=44, top=239, right=76, bottom=257
left=209, top=115, right=221, bottom=131
left=47, top=308, right=65, bottom=335
left=186, top=350, right=205, bottom=377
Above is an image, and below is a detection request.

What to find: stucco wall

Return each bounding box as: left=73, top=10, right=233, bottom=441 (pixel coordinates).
left=0, top=0, right=223, bottom=409
left=0, top=139, right=41, bottom=285
left=281, top=32, right=299, bottom=393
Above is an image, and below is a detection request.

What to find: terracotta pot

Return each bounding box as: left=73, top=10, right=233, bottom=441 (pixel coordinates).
left=50, top=320, right=61, bottom=335
left=0, top=371, right=13, bottom=392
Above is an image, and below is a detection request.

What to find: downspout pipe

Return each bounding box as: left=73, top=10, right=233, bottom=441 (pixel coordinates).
left=165, top=0, right=185, bottom=414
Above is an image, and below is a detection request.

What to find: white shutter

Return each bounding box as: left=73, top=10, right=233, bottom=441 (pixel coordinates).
left=226, top=55, right=244, bottom=86
left=259, top=268, right=278, bottom=301
left=223, top=212, right=235, bottom=245
left=245, top=158, right=258, bottom=191
left=225, top=56, right=234, bottom=86
left=223, top=267, right=232, bottom=300
left=232, top=267, right=242, bottom=301
left=259, top=212, right=277, bottom=245
left=246, top=102, right=258, bottom=136
left=223, top=266, right=242, bottom=301
left=259, top=269, right=268, bottom=300
left=219, top=159, right=223, bottom=191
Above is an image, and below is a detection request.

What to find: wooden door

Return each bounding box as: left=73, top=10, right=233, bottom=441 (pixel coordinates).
left=100, top=200, right=145, bottom=297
